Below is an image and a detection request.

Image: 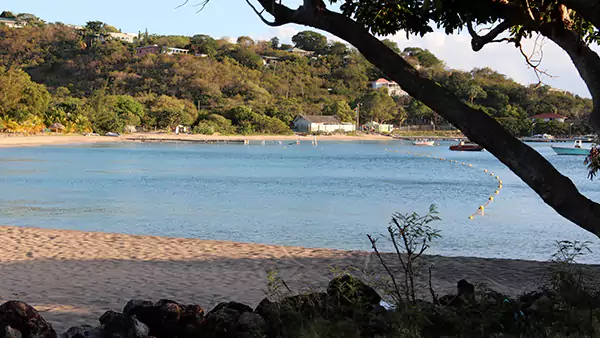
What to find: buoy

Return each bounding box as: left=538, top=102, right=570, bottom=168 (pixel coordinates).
left=495, top=176, right=500, bottom=180
left=479, top=205, right=484, bottom=211
left=498, top=184, right=503, bottom=189
left=484, top=169, right=488, bottom=173
left=468, top=164, right=473, bottom=167
left=495, top=190, right=499, bottom=194
left=499, top=180, right=503, bottom=185
left=489, top=196, right=494, bottom=201
left=490, top=172, right=494, bottom=176
left=469, top=216, right=474, bottom=220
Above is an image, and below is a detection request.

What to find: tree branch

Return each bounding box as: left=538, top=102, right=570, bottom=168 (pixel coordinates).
left=467, top=19, right=515, bottom=51
left=558, top=0, right=600, bottom=30
left=255, top=3, right=600, bottom=237
left=245, top=0, right=286, bottom=26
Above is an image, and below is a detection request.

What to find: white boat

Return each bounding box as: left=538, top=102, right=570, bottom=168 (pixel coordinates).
left=414, top=139, right=435, bottom=146
left=551, top=140, right=590, bottom=155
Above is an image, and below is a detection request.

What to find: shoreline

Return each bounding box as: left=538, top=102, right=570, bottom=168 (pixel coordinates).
left=2, top=225, right=600, bottom=333
left=0, top=133, right=396, bottom=148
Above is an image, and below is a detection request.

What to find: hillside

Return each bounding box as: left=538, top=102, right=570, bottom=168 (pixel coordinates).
left=0, top=15, right=593, bottom=136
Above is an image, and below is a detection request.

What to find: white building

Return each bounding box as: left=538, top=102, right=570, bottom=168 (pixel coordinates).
left=371, top=78, right=409, bottom=97
left=530, top=113, right=567, bottom=123
left=0, top=17, right=22, bottom=28
left=364, top=121, right=394, bottom=133
left=293, top=115, right=356, bottom=133
left=164, top=47, right=189, bottom=55
left=109, top=32, right=137, bottom=43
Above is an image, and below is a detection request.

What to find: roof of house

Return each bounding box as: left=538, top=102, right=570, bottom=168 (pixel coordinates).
left=286, top=47, right=313, bottom=54
left=373, top=78, right=399, bottom=85
left=136, top=44, right=159, bottom=49
left=0, top=17, right=17, bottom=22
left=531, top=113, right=567, bottom=119
left=296, top=114, right=341, bottom=124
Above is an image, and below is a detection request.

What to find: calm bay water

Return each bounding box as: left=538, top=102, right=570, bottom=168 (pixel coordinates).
left=0, top=140, right=599, bottom=262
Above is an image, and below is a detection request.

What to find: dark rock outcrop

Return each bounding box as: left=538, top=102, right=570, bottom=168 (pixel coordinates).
left=0, top=301, right=56, bottom=338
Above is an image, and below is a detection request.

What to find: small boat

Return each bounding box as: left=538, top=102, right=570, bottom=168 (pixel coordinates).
left=414, top=139, right=435, bottom=146
left=105, top=132, right=121, bottom=137
left=551, top=140, right=590, bottom=155
left=450, top=141, right=484, bottom=152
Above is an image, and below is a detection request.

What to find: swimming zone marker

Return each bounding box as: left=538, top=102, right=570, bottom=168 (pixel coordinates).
left=385, top=149, right=503, bottom=220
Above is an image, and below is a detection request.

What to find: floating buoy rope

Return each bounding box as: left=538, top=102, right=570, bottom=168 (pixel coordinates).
left=385, top=148, right=503, bottom=220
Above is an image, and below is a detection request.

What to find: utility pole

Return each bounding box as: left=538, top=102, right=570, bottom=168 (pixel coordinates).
left=355, top=103, right=361, bottom=132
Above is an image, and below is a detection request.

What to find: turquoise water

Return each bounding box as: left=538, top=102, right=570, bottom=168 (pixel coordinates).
left=0, top=140, right=599, bottom=262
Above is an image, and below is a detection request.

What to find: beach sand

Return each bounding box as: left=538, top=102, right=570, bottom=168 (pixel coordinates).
left=1, top=226, right=596, bottom=333
left=0, top=133, right=394, bottom=149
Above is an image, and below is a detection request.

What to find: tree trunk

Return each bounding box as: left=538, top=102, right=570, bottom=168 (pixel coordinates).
left=259, top=3, right=600, bottom=236
left=539, top=24, right=600, bottom=135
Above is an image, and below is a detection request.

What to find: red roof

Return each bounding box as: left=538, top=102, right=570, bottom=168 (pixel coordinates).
left=531, top=113, right=567, bottom=119
left=374, top=78, right=389, bottom=84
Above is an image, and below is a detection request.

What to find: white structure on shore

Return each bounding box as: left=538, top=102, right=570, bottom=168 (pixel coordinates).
left=371, top=78, right=409, bottom=97
left=293, top=115, right=356, bottom=133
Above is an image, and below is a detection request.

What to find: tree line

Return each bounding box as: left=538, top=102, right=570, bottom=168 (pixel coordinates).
left=0, top=16, right=593, bottom=136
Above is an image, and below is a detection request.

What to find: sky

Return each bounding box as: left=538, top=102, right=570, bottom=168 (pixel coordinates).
left=3, top=0, right=598, bottom=98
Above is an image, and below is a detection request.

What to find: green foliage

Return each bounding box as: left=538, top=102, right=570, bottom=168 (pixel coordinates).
left=228, top=106, right=292, bottom=135
left=0, top=20, right=593, bottom=137
left=292, top=30, right=328, bottom=52
left=193, top=113, right=235, bottom=135
left=358, top=89, right=397, bottom=123
left=323, top=100, right=355, bottom=123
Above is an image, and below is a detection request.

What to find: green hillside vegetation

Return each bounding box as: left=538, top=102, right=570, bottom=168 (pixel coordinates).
left=0, top=16, right=593, bottom=136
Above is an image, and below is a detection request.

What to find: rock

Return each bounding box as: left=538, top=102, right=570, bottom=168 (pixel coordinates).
left=237, top=312, right=267, bottom=334
left=327, top=275, right=381, bottom=308
left=280, top=293, right=327, bottom=318
left=128, top=317, right=149, bottom=338
left=200, top=302, right=254, bottom=338
left=456, top=279, right=475, bottom=303
left=0, top=301, right=57, bottom=338
left=99, top=311, right=127, bottom=337
left=3, top=326, right=22, bottom=338
left=123, top=301, right=153, bottom=319
left=146, top=300, right=181, bottom=338
left=61, top=325, right=102, bottom=338
left=254, top=298, right=282, bottom=337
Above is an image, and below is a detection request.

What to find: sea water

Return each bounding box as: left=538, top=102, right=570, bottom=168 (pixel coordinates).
left=0, top=140, right=598, bottom=263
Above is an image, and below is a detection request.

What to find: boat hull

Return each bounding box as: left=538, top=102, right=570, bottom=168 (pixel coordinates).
left=449, top=145, right=484, bottom=151
left=551, top=146, right=590, bottom=155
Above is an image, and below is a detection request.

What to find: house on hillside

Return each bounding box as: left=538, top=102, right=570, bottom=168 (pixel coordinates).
left=0, top=17, right=21, bottom=28
left=531, top=113, right=567, bottom=123
left=364, top=121, right=394, bottom=133
left=136, top=45, right=189, bottom=57
left=286, top=47, right=314, bottom=57
left=293, top=115, right=356, bottom=133
left=371, top=78, right=409, bottom=97
left=260, top=55, right=281, bottom=67
left=109, top=32, right=137, bottom=43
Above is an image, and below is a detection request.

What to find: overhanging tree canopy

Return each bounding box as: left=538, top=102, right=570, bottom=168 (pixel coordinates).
left=198, top=0, right=600, bottom=236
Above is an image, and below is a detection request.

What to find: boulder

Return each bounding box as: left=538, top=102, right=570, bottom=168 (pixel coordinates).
left=122, top=301, right=153, bottom=319
left=61, top=325, right=103, bottom=338
left=0, top=301, right=56, bottom=338
left=280, top=293, right=327, bottom=319
left=327, top=275, right=381, bottom=308
left=254, top=298, right=282, bottom=336
left=200, top=302, right=255, bottom=338
left=3, top=326, right=22, bottom=338
left=99, top=310, right=127, bottom=337
left=456, top=279, right=475, bottom=303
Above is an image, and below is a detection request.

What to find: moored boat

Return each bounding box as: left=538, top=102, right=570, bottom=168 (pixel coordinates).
left=551, top=140, right=590, bottom=155
left=414, top=139, right=435, bottom=146
left=449, top=141, right=484, bottom=151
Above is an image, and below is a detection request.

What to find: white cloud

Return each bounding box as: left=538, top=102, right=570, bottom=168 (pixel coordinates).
left=386, top=31, right=592, bottom=97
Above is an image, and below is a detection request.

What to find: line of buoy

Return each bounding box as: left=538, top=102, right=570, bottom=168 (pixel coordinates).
left=384, top=148, right=503, bottom=220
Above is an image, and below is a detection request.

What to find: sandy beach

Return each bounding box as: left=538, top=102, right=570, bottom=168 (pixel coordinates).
left=0, top=133, right=394, bottom=149
left=1, top=226, right=597, bottom=333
